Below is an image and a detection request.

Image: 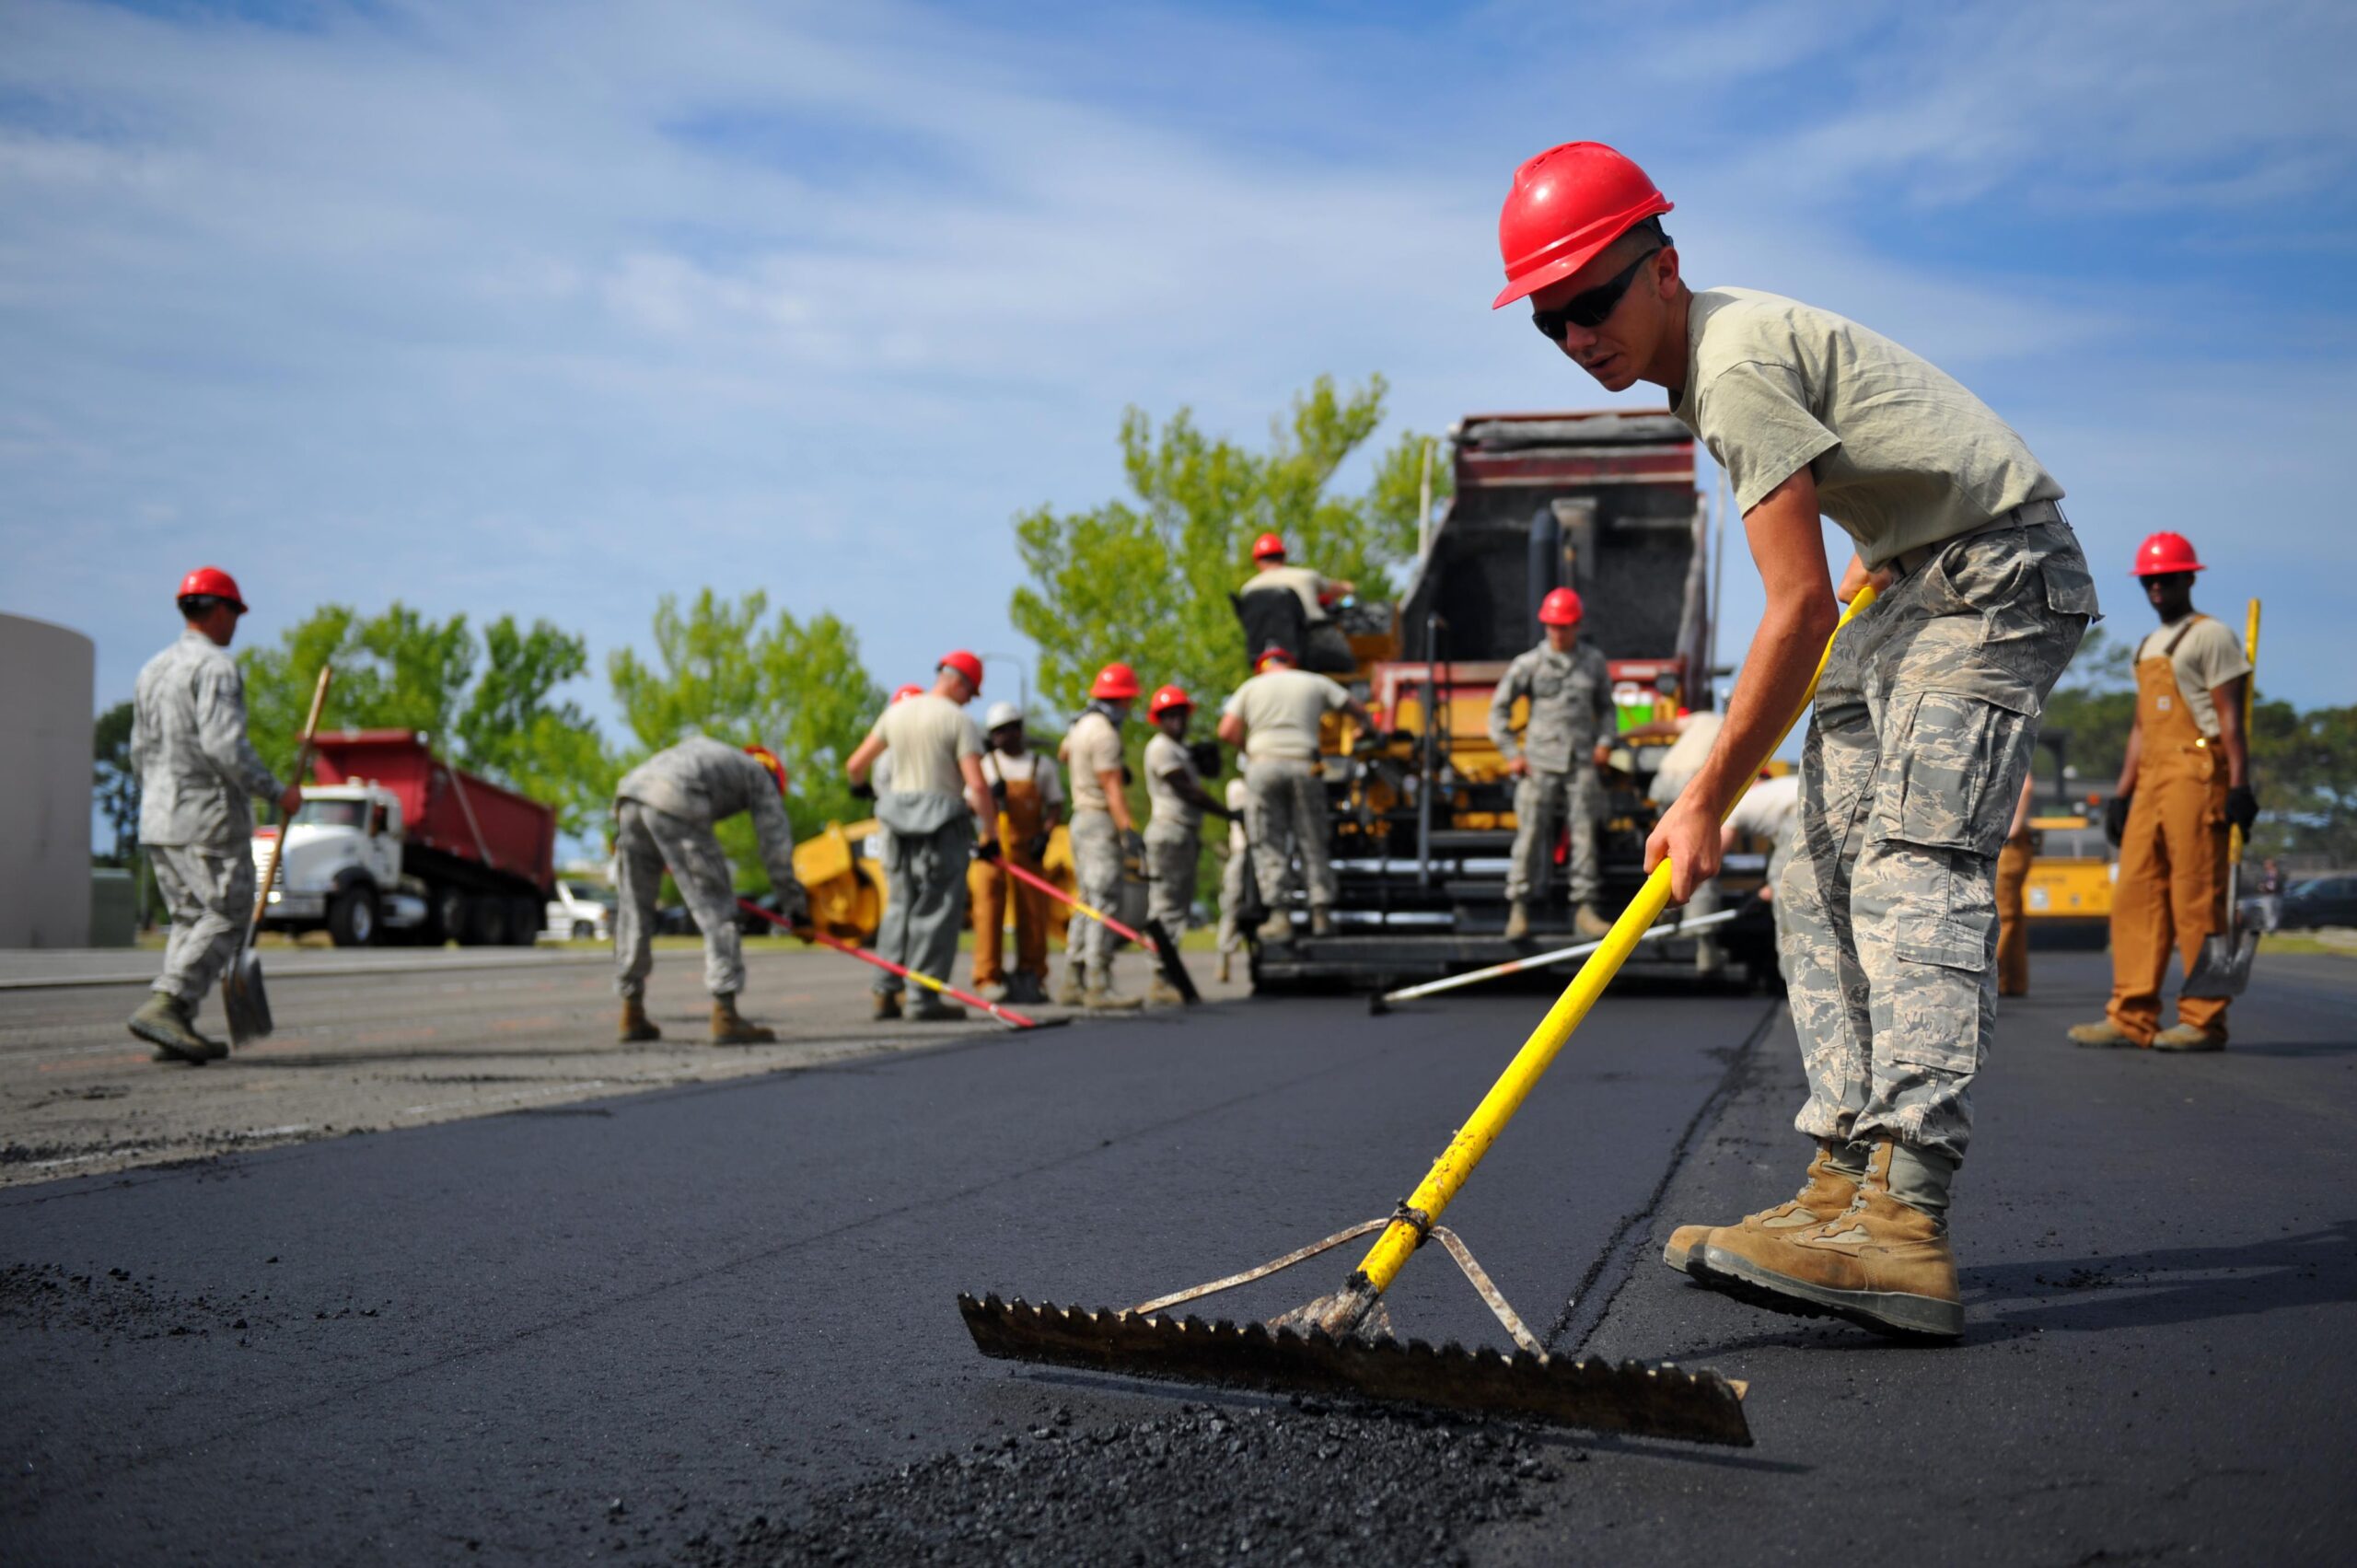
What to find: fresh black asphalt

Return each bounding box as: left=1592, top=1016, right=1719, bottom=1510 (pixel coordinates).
left=4, top=953, right=2352, bottom=1564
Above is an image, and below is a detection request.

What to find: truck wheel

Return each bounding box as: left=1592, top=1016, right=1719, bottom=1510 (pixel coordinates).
left=572, top=920, right=596, bottom=941
left=468, top=897, right=508, bottom=947
left=328, top=886, right=380, bottom=947
left=507, top=896, right=540, bottom=947
left=433, top=887, right=469, bottom=946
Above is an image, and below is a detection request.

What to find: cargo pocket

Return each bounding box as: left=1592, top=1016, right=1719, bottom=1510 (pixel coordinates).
left=1885, top=906, right=1992, bottom=1074
left=1872, top=691, right=2027, bottom=856
left=2039, top=544, right=2101, bottom=621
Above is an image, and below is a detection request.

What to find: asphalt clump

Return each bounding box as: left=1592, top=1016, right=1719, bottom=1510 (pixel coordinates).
left=679, top=1398, right=1571, bottom=1568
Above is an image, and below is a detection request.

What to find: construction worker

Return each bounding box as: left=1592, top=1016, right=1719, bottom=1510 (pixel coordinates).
left=125, top=566, right=304, bottom=1064
left=2069, top=533, right=2256, bottom=1052
left=1993, top=772, right=2038, bottom=998
left=612, top=738, right=807, bottom=1044
left=1213, top=774, right=1252, bottom=984
left=1490, top=586, right=1614, bottom=942
left=845, top=652, right=998, bottom=1020
left=1216, top=646, right=1374, bottom=943
left=857, top=683, right=927, bottom=797
left=1237, top=533, right=1357, bottom=674
left=970, top=702, right=1063, bottom=1005
left=1141, top=685, right=1233, bottom=1005
left=1056, top=662, right=1146, bottom=1010
left=1495, top=141, right=2095, bottom=1338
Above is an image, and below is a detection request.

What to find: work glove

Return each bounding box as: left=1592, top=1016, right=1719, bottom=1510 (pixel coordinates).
left=2104, top=792, right=2132, bottom=847
left=2225, top=784, right=2259, bottom=836
left=1189, top=740, right=1224, bottom=778
left=1120, top=828, right=1146, bottom=876
left=776, top=881, right=812, bottom=935
left=1025, top=830, right=1052, bottom=864
left=974, top=838, right=1001, bottom=863
left=849, top=780, right=876, bottom=802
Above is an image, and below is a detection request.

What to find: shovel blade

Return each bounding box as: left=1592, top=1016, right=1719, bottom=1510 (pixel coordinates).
left=2181, top=931, right=2258, bottom=1000
left=1143, top=919, right=1202, bottom=1005
left=958, top=1295, right=1753, bottom=1446
left=222, top=949, right=273, bottom=1045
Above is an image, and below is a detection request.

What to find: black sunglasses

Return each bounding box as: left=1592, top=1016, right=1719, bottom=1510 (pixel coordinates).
left=1530, top=248, right=1660, bottom=342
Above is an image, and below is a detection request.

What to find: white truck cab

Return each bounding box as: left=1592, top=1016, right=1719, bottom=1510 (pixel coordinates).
left=254, top=784, right=432, bottom=946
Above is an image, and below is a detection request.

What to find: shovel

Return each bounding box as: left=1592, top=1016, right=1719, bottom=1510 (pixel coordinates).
left=223, top=665, right=333, bottom=1046
left=961, top=587, right=1881, bottom=1446
left=2183, top=598, right=2260, bottom=1001
left=735, top=898, right=1063, bottom=1030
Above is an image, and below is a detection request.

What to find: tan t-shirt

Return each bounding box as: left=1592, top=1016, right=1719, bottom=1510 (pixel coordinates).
left=2137, top=614, right=2251, bottom=739
left=1238, top=563, right=1335, bottom=625
left=1061, top=710, right=1125, bottom=814
left=868, top=692, right=982, bottom=798
left=1222, top=668, right=1348, bottom=761
left=1672, top=288, right=2063, bottom=569
left=1144, top=732, right=1202, bottom=832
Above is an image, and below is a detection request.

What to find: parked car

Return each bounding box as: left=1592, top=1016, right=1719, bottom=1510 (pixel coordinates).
left=2280, top=875, right=2357, bottom=931
left=544, top=881, right=614, bottom=942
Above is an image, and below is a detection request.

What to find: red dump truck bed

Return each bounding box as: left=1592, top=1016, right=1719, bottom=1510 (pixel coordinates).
left=311, top=730, right=556, bottom=895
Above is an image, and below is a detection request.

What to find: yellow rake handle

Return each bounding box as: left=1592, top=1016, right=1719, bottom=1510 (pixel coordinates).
left=1352, top=586, right=1877, bottom=1296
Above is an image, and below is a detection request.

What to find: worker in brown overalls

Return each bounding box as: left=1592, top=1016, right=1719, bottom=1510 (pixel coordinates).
left=970, top=702, right=1063, bottom=1005
left=1992, top=772, right=2037, bottom=998
left=2070, top=531, right=2256, bottom=1052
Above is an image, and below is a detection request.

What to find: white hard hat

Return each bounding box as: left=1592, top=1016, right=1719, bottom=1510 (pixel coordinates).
left=983, top=701, right=1024, bottom=731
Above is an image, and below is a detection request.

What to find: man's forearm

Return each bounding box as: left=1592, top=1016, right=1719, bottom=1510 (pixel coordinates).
left=2116, top=723, right=2142, bottom=795
left=2214, top=679, right=2248, bottom=788
left=1098, top=771, right=1132, bottom=831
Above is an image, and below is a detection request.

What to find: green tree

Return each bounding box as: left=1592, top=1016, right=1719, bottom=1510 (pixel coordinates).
left=93, top=700, right=138, bottom=864
left=2033, top=626, right=2137, bottom=805
left=1009, top=375, right=1448, bottom=718
left=608, top=589, right=882, bottom=889
left=238, top=604, right=615, bottom=838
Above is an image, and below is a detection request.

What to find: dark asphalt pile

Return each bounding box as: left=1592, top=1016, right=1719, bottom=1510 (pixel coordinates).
left=1, top=1260, right=279, bottom=1345
left=680, top=1400, right=1573, bottom=1568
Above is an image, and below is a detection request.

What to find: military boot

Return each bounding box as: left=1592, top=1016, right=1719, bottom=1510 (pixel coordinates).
left=2067, top=1018, right=2142, bottom=1049
left=909, top=992, right=969, bottom=1022
left=618, top=997, right=662, bottom=1043
left=979, top=979, right=1011, bottom=1005
left=1663, top=1146, right=1860, bottom=1275
left=871, top=990, right=903, bottom=1021
left=1145, top=975, right=1186, bottom=1007
left=1573, top=903, right=1610, bottom=939
left=1503, top=900, right=1530, bottom=942
left=2152, top=1023, right=2225, bottom=1052
left=128, top=993, right=226, bottom=1064
left=1214, top=951, right=1232, bottom=984
left=1690, top=1140, right=1963, bottom=1340
left=1053, top=965, right=1086, bottom=1006
left=1308, top=907, right=1335, bottom=938
left=1084, top=970, right=1144, bottom=1012
left=711, top=994, right=777, bottom=1044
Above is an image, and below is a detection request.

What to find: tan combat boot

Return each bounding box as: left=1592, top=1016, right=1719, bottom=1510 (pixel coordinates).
left=618, top=997, right=662, bottom=1043
left=1145, top=975, right=1186, bottom=1007
left=2152, top=1023, right=2224, bottom=1052
left=872, top=990, right=902, bottom=1021
left=711, top=994, right=778, bottom=1044
left=1573, top=903, right=1610, bottom=939
left=1308, top=906, right=1335, bottom=938
left=128, top=993, right=227, bottom=1064
left=1662, top=1146, right=1859, bottom=1275
left=1084, top=970, right=1144, bottom=1011
left=1690, top=1140, right=1962, bottom=1340
left=1503, top=900, right=1530, bottom=942
left=1214, top=951, right=1232, bottom=984
left=2067, top=1018, right=2142, bottom=1049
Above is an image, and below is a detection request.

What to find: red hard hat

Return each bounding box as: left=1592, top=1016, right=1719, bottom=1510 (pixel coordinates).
left=177, top=565, right=248, bottom=611
left=1492, top=142, right=1674, bottom=310
left=2131, top=531, right=2205, bottom=576
left=744, top=744, right=787, bottom=795
left=938, top=650, right=984, bottom=692
left=891, top=683, right=925, bottom=703
left=1538, top=587, right=1584, bottom=626
left=1251, top=532, right=1287, bottom=562
left=1253, top=645, right=1295, bottom=673
left=1147, top=683, right=1192, bottom=718
left=1090, top=661, right=1142, bottom=702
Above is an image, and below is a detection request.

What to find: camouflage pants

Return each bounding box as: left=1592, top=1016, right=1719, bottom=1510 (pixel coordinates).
left=1779, top=519, right=2096, bottom=1166
left=150, top=843, right=255, bottom=1013
left=1505, top=766, right=1600, bottom=904
left=1062, top=809, right=1123, bottom=981
left=1245, top=759, right=1335, bottom=916
left=1215, top=841, right=1251, bottom=954
left=614, top=801, right=744, bottom=999
left=1144, top=823, right=1201, bottom=933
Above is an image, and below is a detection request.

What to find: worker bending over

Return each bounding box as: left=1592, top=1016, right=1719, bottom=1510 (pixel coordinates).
left=612, top=738, right=807, bottom=1044
left=1056, top=663, right=1147, bottom=1011
left=2070, top=533, right=2255, bottom=1052
left=1497, top=140, right=2094, bottom=1338
left=970, top=702, right=1063, bottom=1006
left=1237, top=532, right=1357, bottom=674
left=127, top=567, right=304, bottom=1064
left=1217, top=646, right=1372, bottom=944
left=1489, top=586, right=1614, bottom=942
left=845, top=652, right=999, bottom=1021
left=1142, top=684, right=1232, bottom=1005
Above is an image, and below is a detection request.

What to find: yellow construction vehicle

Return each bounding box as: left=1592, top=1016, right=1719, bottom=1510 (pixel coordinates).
left=788, top=819, right=1084, bottom=945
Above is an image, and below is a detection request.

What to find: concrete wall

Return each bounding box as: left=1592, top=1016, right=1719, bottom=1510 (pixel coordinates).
left=0, top=613, right=95, bottom=948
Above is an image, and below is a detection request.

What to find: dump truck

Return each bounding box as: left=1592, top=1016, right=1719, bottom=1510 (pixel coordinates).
left=1250, top=408, right=1781, bottom=990
left=252, top=730, right=557, bottom=947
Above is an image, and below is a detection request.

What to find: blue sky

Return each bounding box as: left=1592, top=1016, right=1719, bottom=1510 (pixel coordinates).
left=5, top=0, right=2352, bottom=742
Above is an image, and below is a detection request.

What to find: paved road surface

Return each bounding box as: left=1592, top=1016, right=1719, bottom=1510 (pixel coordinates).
left=4, top=952, right=2351, bottom=1564
left=0, top=944, right=1240, bottom=1187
